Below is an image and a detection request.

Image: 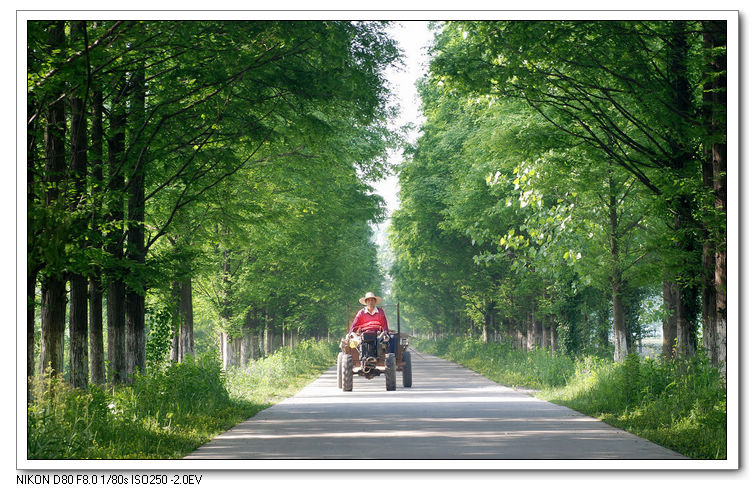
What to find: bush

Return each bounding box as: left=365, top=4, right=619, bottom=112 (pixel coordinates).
left=224, top=339, right=338, bottom=403
left=27, top=340, right=339, bottom=459
left=415, top=336, right=575, bottom=389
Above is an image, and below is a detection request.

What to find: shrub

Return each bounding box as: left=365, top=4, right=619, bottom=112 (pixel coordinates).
left=27, top=340, right=338, bottom=459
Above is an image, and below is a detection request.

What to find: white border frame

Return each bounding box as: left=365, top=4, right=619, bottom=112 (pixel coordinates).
left=15, top=9, right=740, bottom=472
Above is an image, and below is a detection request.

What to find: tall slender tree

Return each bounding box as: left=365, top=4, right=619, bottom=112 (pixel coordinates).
left=39, top=21, right=67, bottom=377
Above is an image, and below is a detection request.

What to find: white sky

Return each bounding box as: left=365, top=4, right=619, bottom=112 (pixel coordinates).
left=374, top=21, right=436, bottom=219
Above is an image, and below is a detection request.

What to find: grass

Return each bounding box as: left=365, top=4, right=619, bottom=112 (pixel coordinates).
left=27, top=339, right=338, bottom=459
left=414, top=337, right=726, bottom=459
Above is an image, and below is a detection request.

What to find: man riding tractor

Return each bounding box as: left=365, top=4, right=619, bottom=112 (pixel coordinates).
left=337, top=292, right=412, bottom=391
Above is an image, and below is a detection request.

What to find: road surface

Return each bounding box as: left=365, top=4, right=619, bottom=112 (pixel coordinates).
left=185, top=352, right=685, bottom=460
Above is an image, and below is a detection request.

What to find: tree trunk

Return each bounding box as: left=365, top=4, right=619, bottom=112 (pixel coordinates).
left=69, top=274, right=89, bottom=388
left=701, top=185, right=717, bottom=363
left=125, top=291, right=144, bottom=381
left=39, top=21, right=67, bottom=378
left=527, top=307, right=539, bottom=350
left=27, top=93, right=40, bottom=394
left=40, top=276, right=66, bottom=376
left=662, top=279, right=679, bottom=358
left=540, top=316, right=548, bottom=350
left=68, top=21, right=90, bottom=389
left=170, top=329, right=179, bottom=363
left=669, top=22, right=699, bottom=360
left=178, top=277, right=194, bottom=360
left=706, top=20, right=727, bottom=373
left=676, top=277, right=698, bottom=359
left=700, top=25, right=715, bottom=361
left=88, top=278, right=105, bottom=384
left=106, top=79, right=127, bottom=384
left=608, top=166, right=628, bottom=362
left=221, top=332, right=239, bottom=369
left=264, top=312, right=270, bottom=356
left=125, top=61, right=147, bottom=381
left=89, top=87, right=105, bottom=385
left=170, top=280, right=180, bottom=363
left=240, top=334, right=251, bottom=366
left=612, top=284, right=628, bottom=362
left=28, top=271, right=37, bottom=394
left=550, top=315, right=558, bottom=353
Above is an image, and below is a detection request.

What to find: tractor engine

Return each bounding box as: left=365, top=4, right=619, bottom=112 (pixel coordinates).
left=360, top=332, right=379, bottom=378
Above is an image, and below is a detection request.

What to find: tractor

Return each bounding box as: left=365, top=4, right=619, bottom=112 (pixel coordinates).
left=336, top=303, right=412, bottom=391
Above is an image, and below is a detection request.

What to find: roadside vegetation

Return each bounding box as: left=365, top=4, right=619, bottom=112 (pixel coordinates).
left=27, top=340, right=337, bottom=459
left=415, top=337, right=726, bottom=460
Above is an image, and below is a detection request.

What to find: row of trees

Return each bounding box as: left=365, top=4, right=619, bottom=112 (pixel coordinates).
left=27, top=20, right=399, bottom=389
left=390, top=21, right=727, bottom=370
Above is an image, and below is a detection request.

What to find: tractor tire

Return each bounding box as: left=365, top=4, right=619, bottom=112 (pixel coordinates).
left=337, top=352, right=344, bottom=389
left=341, top=353, right=353, bottom=392
left=402, top=350, right=412, bottom=388
left=385, top=353, right=396, bottom=391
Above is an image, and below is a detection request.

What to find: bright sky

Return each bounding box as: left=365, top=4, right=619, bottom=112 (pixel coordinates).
left=374, top=21, right=436, bottom=220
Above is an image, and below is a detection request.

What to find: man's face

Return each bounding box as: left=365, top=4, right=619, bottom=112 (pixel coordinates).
left=366, top=298, right=377, bottom=308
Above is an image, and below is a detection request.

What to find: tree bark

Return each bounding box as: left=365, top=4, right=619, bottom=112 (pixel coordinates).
left=88, top=278, right=105, bottom=384
left=106, top=79, right=127, bottom=384
left=608, top=169, right=628, bottom=362
left=706, top=20, right=727, bottom=373
left=125, top=61, right=147, bottom=381
left=69, top=274, right=89, bottom=388
left=89, top=88, right=105, bottom=385
left=178, top=277, right=195, bottom=360
left=662, top=279, right=679, bottom=358
left=700, top=21, right=720, bottom=366
left=39, top=21, right=67, bottom=378
left=540, top=316, right=548, bottom=350
left=668, top=22, right=700, bottom=360
left=701, top=153, right=717, bottom=363
left=170, top=275, right=195, bottom=362
left=27, top=95, right=40, bottom=393
left=264, top=312, right=270, bottom=356
left=40, top=277, right=66, bottom=376
left=28, top=271, right=37, bottom=394
left=221, top=332, right=239, bottom=369
left=676, top=275, right=699, bottom=359
left=549, top=315, right=558, bottom=353
left=612, top=284, right=628, bottom=362
left=68, top=21, right=89, bottom=389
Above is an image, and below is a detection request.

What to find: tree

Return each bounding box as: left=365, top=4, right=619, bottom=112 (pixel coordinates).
left=429, top=20, right=725, bottom=364
left=27, top=20, right=400, bottom=384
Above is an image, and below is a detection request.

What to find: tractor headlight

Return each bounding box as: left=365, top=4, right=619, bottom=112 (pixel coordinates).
left=400, top=338, right=409, bottom=346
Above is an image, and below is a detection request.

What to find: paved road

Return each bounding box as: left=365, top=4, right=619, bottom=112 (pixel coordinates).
left=185, top=352, right=685, bottom=460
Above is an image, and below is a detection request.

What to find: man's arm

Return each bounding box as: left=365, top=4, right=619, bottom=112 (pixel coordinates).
left=349, top=311, right=362, bottom=333
left=379, top=308, right=389, bottom=333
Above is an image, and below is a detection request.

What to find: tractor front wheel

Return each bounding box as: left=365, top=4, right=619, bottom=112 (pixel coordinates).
left=341, top=353, right=353, bottom=392
left=402, top=350, right=412, bottom=388
left=385, top=353, right=396, bottom=391
left=337, top=352, right=344, bottom=389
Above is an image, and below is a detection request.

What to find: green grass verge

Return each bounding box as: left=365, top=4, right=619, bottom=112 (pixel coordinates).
left=414, top=337, right=726, bottom=459
left=27, top=339, right=338, bottom=459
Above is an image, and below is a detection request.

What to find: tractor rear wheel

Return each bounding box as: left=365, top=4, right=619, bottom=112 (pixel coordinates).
left=341, top=353, right=353, bottom=392
left=337, top=352, right=344, bottom=389
left=385, top=353, right=396, bottom=391
left=402, top=350, right=412, bottom=388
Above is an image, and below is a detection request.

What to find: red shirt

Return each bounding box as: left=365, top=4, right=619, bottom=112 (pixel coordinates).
left=349, top=307, right=389, bottom=334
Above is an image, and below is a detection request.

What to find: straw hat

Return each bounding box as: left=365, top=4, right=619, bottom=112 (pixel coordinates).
left=359, top=292, right=382, bottom=305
